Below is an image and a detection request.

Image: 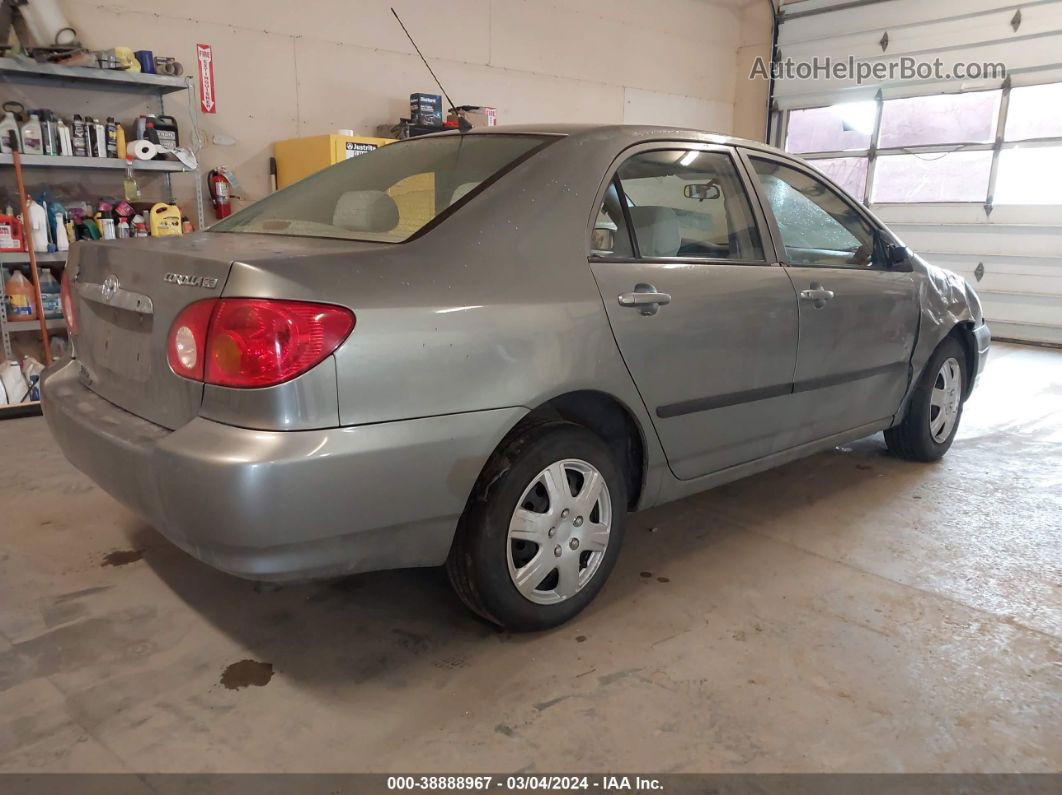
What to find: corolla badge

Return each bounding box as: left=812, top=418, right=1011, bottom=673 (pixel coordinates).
left=164, top=272, right=219, bottom=289
left=101, top=274, right=120, bottom=300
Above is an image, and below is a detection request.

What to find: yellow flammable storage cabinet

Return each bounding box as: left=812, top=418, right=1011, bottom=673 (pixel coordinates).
left=273, top=134, right=396, bottom=188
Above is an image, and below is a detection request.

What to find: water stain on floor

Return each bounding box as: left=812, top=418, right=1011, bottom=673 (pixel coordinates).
left=220, top=659, right=274, bottom=690
left=102, top=549, right=143, bottom=567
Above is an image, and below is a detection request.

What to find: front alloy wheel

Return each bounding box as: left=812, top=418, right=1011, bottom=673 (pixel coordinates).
left=929, top=357, right=962, bottom=443
left=885, top=336, right=967, bottom=462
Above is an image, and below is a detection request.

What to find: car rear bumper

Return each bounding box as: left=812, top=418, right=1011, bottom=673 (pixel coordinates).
left=41, top=359, right=524, bottom=582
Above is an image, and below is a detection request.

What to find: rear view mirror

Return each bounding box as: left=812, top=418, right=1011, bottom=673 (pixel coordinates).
left=684, top=182, right=721, bottom=202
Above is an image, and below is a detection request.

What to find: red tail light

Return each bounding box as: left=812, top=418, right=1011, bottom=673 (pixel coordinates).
left=167, top=299, right=216, bottom=381
left=60, top=271, right=78, bottom=335
left=167, top=299, right=355, bottom=388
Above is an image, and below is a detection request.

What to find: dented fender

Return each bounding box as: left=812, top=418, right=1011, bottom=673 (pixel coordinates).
left=896, top=254, right=990, bottom=422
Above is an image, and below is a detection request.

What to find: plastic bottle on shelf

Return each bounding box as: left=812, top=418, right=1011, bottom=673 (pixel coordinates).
left=39, top=269, right=61, bottom=318
left=0, top=109, right=20, bottom=154
left=93, top=118, right=106, bottom=157
left=41, top=110, right=57, bottom=155
left=105, top=117, right=118, bottom=158
left=4, top=269, right=37, bottom=321
left=54, top=212, right=69, bottom=250
left=149, top=202, right=182, bottom=236
left=20, top=113, right=43, bottom=155
left=71, top=114, right=88, bottom=157
left=38, top=268, right=60, bottom=293
left=56, top=118, right=72, bottom=156
left=27, top=200, right=50, bottom=251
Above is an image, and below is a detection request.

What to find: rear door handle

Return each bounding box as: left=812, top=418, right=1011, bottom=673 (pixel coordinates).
left=618, top=283, right=672, bottom=316
left=799, top=283, right=835, bottom=309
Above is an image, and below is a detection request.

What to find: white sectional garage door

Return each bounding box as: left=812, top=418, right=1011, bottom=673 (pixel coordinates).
left=771, top=0, right=1062, bottom=344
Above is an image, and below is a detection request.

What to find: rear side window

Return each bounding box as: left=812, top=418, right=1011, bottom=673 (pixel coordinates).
left=606, top=150, right=764, bottom=261
left=212, top=134, right=554, bottom=243
left=750, top=157, right=878, bottom=268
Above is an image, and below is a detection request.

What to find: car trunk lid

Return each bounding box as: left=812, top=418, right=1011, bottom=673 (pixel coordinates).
left=70, top=233, right=390, bottom=430
left=71, top=237, right=233, bottom=429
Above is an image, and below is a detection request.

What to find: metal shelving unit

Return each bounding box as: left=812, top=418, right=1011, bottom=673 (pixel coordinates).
left=7, top=317, right=65, bottom=333
left=0, top=57, right=188, bottom=94
left=1, top=57, right=203, bottom=417
left=0, top=153, right=193, bottom=172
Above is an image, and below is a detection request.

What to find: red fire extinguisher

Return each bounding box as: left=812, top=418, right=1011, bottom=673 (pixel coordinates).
left=208, top=168, right=233, bottom=219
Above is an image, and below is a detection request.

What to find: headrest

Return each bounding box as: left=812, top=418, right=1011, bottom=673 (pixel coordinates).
left=450, top=182, right=479, bottom=205
left=627, top=206, right=681, bottom=258
left=332, top=190, right=399, bottom=232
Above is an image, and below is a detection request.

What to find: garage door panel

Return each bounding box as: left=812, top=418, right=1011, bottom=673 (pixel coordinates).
left=779, top=0, right=1054, bottom=43
left=779, top=2, right=1062, bottom=344
left=893, top=225, right=1062, bottom=259
left=782, top=9, right=1062, bottom=63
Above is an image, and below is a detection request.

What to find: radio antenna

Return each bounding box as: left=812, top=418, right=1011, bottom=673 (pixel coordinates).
left=391, top=8, right=472, bottom=133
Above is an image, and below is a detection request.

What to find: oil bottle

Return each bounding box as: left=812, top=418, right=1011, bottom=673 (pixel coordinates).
left=71, top=114, right=88, bottom=156
left=20, top=113, right=43, bottom=155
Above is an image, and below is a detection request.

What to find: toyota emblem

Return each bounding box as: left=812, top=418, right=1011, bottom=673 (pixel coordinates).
left=101, top=274, right=120, bottom=301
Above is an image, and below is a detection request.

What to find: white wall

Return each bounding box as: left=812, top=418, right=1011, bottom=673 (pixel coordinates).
left=58, top=0, right=765, bottom=210
left=775, top=0, right=1062, bottom=345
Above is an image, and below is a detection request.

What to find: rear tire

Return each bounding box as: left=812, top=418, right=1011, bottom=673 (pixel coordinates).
left=885, top=336, right=967, bottom=462
left=447, top=421, right=627, bottom=631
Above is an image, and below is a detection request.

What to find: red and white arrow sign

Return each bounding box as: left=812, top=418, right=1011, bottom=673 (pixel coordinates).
left=197, top=43, right=217, bottom=114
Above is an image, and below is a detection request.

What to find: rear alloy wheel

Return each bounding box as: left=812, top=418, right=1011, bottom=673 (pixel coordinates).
left=885, top=336, right=967, bottom=462
left=447, top=422, right=626, bottom=630
left=507, top=459, right=612, bottom=605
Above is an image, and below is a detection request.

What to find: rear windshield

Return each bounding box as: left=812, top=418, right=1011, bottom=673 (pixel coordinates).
left=211, top=134, right=555, bottom=243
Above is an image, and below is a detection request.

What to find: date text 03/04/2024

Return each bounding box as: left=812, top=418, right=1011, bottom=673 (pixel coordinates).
left=386, top=776, right=664, bottom=791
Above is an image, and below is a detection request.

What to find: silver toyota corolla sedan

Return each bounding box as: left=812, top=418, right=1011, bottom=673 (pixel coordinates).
left=42, top=124, right=990, bottom=630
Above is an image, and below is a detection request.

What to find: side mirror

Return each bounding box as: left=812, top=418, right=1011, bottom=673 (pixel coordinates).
left=888, top=243, right=910, bottom=266
left=684, top=182, right=721, bottom=202
left=591, top=226, right=616, bottom=254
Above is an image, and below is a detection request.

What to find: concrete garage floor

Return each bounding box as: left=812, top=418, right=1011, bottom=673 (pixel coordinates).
left=0, top=342, right=1059, bottom=773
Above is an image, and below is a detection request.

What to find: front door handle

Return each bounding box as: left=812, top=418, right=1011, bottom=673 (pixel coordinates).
left=799, top=282, right=835, bottom=309
left=618, top=283, right=672, bottom=316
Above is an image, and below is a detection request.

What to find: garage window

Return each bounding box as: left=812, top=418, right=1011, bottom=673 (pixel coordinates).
left=878, top=92, right=1001, bottom=148
left=872, top=151, right=994, bottom=204
left=994, top=147, right=1062, bottom=205
left=781, top=81, right=1062, bottom=207
left=809, top=157, right=869, bottom=199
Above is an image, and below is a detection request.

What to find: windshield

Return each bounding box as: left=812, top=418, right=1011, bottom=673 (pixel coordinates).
left=211, top=134, right=556, bottom=243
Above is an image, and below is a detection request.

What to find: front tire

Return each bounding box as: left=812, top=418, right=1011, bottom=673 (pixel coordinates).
left=885, top=336, right=967, bottom=462
left=447, top=421, right=627, bottom=631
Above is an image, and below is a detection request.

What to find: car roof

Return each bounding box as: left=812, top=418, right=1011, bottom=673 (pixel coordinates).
left=436, top=123, right=779, bottom=155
